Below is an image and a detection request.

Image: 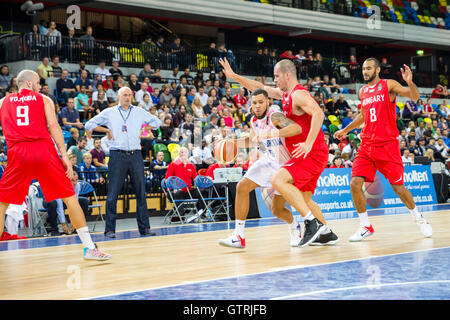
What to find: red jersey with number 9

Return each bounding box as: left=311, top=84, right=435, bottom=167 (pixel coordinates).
left=0, top=88, right=53, bottom=149
left=359, top=79, right=398, bottom=145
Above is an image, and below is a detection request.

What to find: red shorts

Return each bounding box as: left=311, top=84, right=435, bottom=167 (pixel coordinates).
left=0, top=141, right=75, bottom=204
left=352, top=140, right=404, bottom=185
left=282, top=148, right=328, bottom=193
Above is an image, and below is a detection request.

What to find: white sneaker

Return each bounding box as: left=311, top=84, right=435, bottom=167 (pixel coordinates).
left=290, top=223, right=302, bottom=247
left=416, top=219, right=433, bottom=238
left=218, top=232, right=245, bottom=249
left=349, top=225, right=374, bottom=242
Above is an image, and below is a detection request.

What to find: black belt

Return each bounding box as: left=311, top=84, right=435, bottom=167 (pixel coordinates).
left=111, top=149, right=141, bottom=155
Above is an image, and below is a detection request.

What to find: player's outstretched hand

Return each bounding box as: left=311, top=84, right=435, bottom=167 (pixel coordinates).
left=292, top=142, right=312, bottom=159
left=334, top=129, right=346, bottom=141
left=219, top=58, right=236, bottom=79
left=400, top=64, right=413, bottom=84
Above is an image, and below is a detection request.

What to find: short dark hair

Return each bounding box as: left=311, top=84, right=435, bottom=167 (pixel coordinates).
left=364, top=57, right=380, bottom=68
left=78, top=137, right=87, bottom=143
left=251, top=88, right=268, bottom=98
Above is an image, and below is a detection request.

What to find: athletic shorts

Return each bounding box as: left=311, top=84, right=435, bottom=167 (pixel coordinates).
left=244, top=155, right=284, bottom=194
left=352, top=140, right=404, bottom=185
left=0, top=141, right=75, bottom=204
left=281, top=148, right=329, bottom=193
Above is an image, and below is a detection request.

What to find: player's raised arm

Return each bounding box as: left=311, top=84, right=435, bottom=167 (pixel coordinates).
left=388, top=64, right=420, bottom=101
left=219, top=58, right=283, bottom=100
left=291, top=90, right=324, bottom=158
left=43, top=95, right=73, bottom=179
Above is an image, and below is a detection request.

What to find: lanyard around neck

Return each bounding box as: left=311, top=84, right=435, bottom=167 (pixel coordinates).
left=118, top=106, right=132, bottom=124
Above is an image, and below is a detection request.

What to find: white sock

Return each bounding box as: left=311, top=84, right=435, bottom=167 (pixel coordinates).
left=359, top=212, right=370, bottom=227
left=321, top=225, right=331, bottom=234
left=76, top=226, right=95, bottom=250
left=288, top=220, right=297, bottom=230
left=410, top=206, right=423, bottom=220
left=304, top=211, right=314, bottom=221
left=235, top=220, right=246, bottom=238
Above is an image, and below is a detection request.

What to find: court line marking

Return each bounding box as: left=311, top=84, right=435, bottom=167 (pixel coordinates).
left=271, top=280, right=450, bottom=300
left=82, top=245, right=450, bottom=300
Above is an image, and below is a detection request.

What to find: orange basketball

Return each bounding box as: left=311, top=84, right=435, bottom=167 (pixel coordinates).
left=214, top=139, right=237, bottom=164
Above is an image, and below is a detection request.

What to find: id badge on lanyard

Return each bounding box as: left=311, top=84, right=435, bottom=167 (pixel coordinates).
left=122, top=124, right=128, bottom=133
left=118, top=106, right=132, bottom=133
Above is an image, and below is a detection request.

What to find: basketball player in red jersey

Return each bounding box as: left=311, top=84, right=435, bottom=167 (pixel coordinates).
left=334, top=58, right=432, bottom=241
left=220, top=58, right=339, bottom=247
left=0, top=70, right=111, bottom=260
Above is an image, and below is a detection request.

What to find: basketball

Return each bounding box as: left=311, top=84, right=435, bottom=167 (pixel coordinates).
left=261, top=187, right=276, bottom=209
left=363, top=174, right=384, bottom=208
left=214, top=139, right=237, bottom=164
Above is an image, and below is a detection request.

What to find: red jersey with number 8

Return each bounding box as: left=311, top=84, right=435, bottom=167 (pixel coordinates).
left=0, top=88, right=53, bottom=149
left=359, top=79, right=398, bottom=145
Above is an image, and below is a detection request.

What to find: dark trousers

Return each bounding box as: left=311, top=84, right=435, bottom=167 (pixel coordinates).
left=105, top=150, right=150, bottom=233
left=45, top=197, right=89, bottom=231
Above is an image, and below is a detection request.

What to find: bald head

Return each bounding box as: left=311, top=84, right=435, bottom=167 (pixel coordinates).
left=17, top=70, right=40, bottom=92
left=275, top=59, right=297, bottom=77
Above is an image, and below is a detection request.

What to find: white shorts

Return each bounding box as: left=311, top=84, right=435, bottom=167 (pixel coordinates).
left=244, top=155, right=283, bottom=191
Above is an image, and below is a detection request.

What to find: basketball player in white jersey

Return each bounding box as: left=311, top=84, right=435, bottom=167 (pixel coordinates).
left=218, top=88, right=304, bottom=248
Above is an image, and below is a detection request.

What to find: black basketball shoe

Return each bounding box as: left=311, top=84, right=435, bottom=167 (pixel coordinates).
left=309, top=230, right=340, bottom=246
left=298, top=218, right=327, bottom=248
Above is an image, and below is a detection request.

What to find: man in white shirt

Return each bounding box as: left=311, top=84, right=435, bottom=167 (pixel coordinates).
left=195, top=86, right=209, bottom=106
left=94, top=60, right=110, bottom=81
left=135, top=82, right=149, bottom=105
left=402, top=149, right=412, bottom=164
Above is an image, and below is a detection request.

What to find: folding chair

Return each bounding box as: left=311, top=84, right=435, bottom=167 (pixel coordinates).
left=194, top=175, right=230, bottom=222
left=164, top=176, right=199, bottom=224
left=77, top=180, right=104, bottom=232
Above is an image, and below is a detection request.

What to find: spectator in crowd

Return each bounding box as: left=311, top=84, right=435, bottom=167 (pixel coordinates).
left=135, top=82, right=149, bottom=105
left=90, top=137, right=108, bottom=169
left=348, top=55, right=360, bottom=82
left=342, top=111, right=356, bottom=132
left=431, top=84, right=448, bottom=99
left=66, top=127, right=79, bottom=150
left=76, top=85, right=92, bottom=119
left=68, top=137, right=88, bottom=166
left=79, top=26, right=95, bottom=52
left=168, top=67, right=180, bottom=85
left=56, top=69, right=77, bottom=104
left=403, top=100, right=420, bottom=121
left=75, top=69, right=93, bottom=94
left=138, top=63, right=153, bottom=83
left=329, top=156, right=345, bottom=168
left=336, top=94, right=351, bottom=114
left=165, top=147, right=199, bottom=221
left=127, top=73, right=140, bottom=94
left=93, top=90, right=108, bottom=114
left=106, top=82, right=120, bottom=107
left=40, top=83, right=59, bottom=113
left=435, top=138, right=449, bottom=161
left=61, top=97, right=84, bottom=133
left=109, top=59, right=123, bottom=81
left=62, top=27, right=79, bottom=62
left=422, top=98, right=437, bottom=118
left=173, top=105, right=187, bottom=128
left=233, top=88, right=247, bottom=110
left=402, top=149, right=412, bottom=164
left=342, top=140, right=358, bottom=160
left=159, top=84, right=173, bottom=106
left=94, top=60, right=110, bottom=81
left=151, top=151, right=168, bottom=185
left=51, top=55, right=63, bottom=78
left=169, top=37, right=186, bottom=69
left=0, top=65, right=11, bottom=97
left=417, top=137, right=427, bottom=156
left=326, top=96, right=340, bottom=116
left=416, top=120, right=426, bottom=139
left=195, top=86, right=209, bottom=106
left=191, top=96, right=206, bottom=122
left=77, top=59, right=91, bottom=79
left=182, top=68, right=193, bottom=84
left=380, top=57, right=393, bottom=78
left=154, top=115, right=176, bottom=145
left=46, top=21, right=62, bottom=56
left=222, top=108, right=234, bottom=128
left=437, top=56, right=448, bottom=77
left=181, top=113, right=195, bottom=135
left=37, top=56, right=53, bottom=84
left=140, top=123, right=154, bottom=160
left=79, top=152, right=105, bottom=184
left=138, top=93, right=153, bottom=112
left=424, top=148, right=435, bottom=162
